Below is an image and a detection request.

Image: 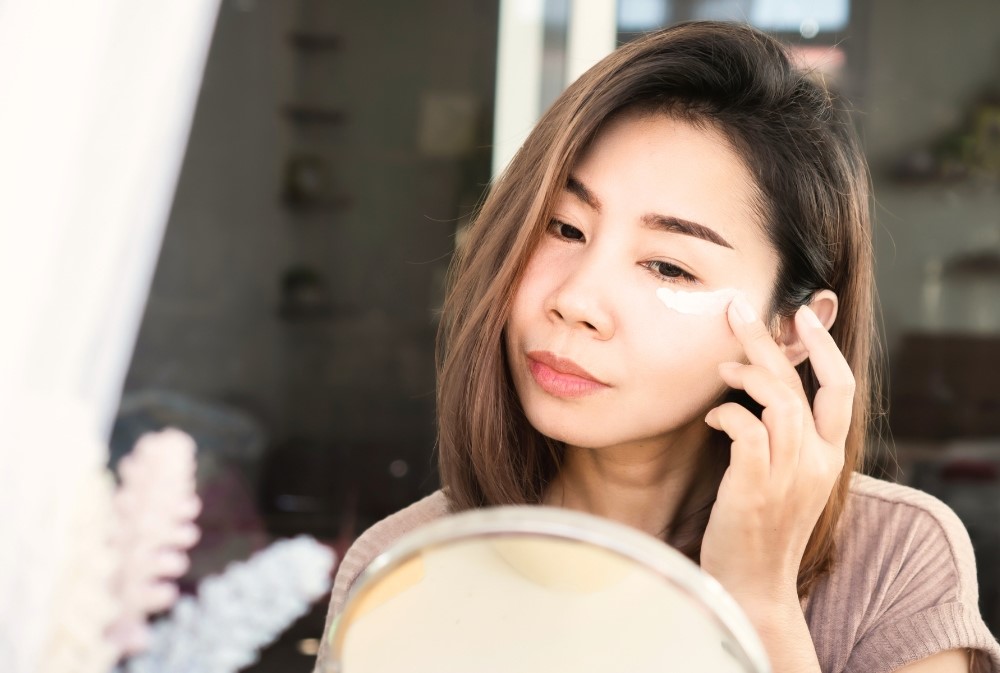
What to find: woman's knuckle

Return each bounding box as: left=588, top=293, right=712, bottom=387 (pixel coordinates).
left=837, top=369, right=857, bottom=393
left=748, top=424, right=769, bottom=445
left=837, top=382, right=857, bottom=400
left=767, top=397, right=802, bottom=425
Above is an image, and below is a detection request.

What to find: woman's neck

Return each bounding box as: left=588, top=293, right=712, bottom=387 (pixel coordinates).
left=543, top=422, right=711, bottom=539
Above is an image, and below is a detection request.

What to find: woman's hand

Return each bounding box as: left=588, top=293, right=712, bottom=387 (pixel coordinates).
left=700, top=294, right=855, bottom=671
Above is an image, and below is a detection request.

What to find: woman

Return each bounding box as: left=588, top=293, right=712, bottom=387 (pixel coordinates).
left=315, top=21, right=1000, bottom=672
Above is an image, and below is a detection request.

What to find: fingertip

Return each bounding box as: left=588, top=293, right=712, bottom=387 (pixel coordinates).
left=704, top=408, right=719, bottom=428
left=727, top=294, right=771, bottom=345
left=717, top=361, right=742, bottom=381
left=729, top=292, right=757, bottom=325
left=796, top=304, right=825, bottom=331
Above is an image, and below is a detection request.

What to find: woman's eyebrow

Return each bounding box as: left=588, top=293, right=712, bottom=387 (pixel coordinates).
left=566, top=175, right=602, bottom=211
left=642, top=213, right=734, bottom=249
left=565, top=174, right=734, bottom=249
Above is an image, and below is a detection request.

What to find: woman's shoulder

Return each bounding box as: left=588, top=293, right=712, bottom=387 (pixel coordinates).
left=847, top=471, right=970, bottom=529
left=806, top=472, right=1000, bottom=672
left=842, top=472, right=978, bottom=578
left=839, top=472, right=988, bottom=608
left=333, top=489, right=451, bottom=607
left=826, top=472, right=981, bottom=613
left=313, top=490, right=451, bottom=672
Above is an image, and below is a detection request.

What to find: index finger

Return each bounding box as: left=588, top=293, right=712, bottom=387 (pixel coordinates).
left=727, top=293, right=805, bottom=396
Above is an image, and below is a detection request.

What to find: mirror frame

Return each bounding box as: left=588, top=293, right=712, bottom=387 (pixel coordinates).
left=327, top=505, right=772, bottom=673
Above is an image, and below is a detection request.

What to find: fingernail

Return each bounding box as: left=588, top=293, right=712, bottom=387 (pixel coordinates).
left=718, top=361, right=741, bottom=372
left=732, top=293, right=757, bottom=323
left=799, top=305, right=823, bottom=329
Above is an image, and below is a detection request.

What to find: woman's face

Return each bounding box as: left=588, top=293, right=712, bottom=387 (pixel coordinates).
left=505, top=113, right=780, bottom=452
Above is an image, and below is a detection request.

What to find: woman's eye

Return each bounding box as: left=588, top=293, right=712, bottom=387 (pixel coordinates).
left=646, top=260, right=697, bottom=283
left=550, top=219, right=585, bottom=241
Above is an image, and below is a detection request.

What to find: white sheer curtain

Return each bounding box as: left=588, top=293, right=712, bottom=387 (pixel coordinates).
left=0, top=2, right=219, bottom=671
left=491, top=0, right=616, bottom=177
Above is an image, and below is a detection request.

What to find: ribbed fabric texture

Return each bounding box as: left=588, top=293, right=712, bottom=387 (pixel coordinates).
left=313, top=490, right=450, bottom=670
left=808, top=474, right=1000, bottom=672
left=313, top=475, right=1000, bottom=673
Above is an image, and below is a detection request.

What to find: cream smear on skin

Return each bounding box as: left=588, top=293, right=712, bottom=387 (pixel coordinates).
left=655, top=287, right=739, bottom=316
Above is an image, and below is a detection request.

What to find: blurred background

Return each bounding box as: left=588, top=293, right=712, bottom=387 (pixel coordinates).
left=109, top=0, right=1000, bottom=669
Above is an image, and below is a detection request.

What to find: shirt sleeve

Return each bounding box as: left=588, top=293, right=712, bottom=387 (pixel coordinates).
left=841, top=484, right=1000, bottom=673
left=312, top=491, right=450, bottom=673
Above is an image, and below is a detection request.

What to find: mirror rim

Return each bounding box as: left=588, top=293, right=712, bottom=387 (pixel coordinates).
left=329, top=505, right=772, bottom=673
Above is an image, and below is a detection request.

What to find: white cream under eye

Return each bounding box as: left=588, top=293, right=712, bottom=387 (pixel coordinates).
left=655, top=287, right=738, bottom=316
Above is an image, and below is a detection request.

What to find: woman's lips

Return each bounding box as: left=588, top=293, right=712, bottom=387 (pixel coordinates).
left=526, top=351, right=609, bottom=398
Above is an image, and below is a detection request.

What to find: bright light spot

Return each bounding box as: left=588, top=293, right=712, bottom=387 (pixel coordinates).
left=389, top=459, right=409, bottom=478
left=749, top=0, right=849, bottom=32
left=800, top=18, right=820, bottom=39
left=298, top=638, right=320, bottom=656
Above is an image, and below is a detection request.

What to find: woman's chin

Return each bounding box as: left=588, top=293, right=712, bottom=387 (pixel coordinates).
left=524, top=406, right=715, bottom=455
left=525, top=413, right=645, bottom=451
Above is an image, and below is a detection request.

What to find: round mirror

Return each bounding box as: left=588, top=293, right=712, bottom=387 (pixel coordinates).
left=324, top=506, right=771, bottom=673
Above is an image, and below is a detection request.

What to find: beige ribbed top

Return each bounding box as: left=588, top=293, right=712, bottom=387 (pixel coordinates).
left=313, top=473, right=1000, bottom=673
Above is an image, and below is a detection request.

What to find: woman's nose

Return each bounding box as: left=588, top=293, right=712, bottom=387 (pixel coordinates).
left=545, top=256, right=616, bottom=339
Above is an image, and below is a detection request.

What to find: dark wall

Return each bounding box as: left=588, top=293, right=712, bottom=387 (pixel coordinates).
left=125, top=0, right=500, bottom=531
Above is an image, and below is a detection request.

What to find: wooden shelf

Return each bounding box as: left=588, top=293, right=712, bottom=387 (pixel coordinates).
left=289, top=31, right=341, bottom=51
left=282, top=104, right=347, bottom=124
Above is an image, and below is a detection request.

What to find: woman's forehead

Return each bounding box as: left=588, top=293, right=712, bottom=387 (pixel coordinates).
left=567, top=113, right=770, bottom=246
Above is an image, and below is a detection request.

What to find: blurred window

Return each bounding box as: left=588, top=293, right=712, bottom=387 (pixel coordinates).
left=615, top=0, right=848, bottom=37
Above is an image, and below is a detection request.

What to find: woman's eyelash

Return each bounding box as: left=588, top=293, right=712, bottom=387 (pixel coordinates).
left=644, top=260, right=698, bottom=283
left=549, top=219, right=585, bottom=241
left=548, top=219, right=697, bottom=283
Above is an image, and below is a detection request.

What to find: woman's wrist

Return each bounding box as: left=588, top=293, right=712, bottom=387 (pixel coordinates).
left=707, top=565, right=799, bottom=617
left=736, top=592, right=822, bottom=673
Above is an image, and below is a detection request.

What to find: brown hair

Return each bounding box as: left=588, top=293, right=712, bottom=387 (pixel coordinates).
left=436, top=21, right=877, bottom=597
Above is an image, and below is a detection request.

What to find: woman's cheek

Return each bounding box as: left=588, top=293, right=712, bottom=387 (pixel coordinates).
left=640, top=309, right=743, bottom=381
left=646, top=287, right=749, bottom=356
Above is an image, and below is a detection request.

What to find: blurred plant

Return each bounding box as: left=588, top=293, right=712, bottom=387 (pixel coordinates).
left=107, top=429, right=202, bottom=655
left=11, top=425, right=332, bottom=673
left=28, top=427, right=200, bottom=673
left=894, top=94, right=1000, bottom=184
left=119, top=536, right=335, bottom=673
